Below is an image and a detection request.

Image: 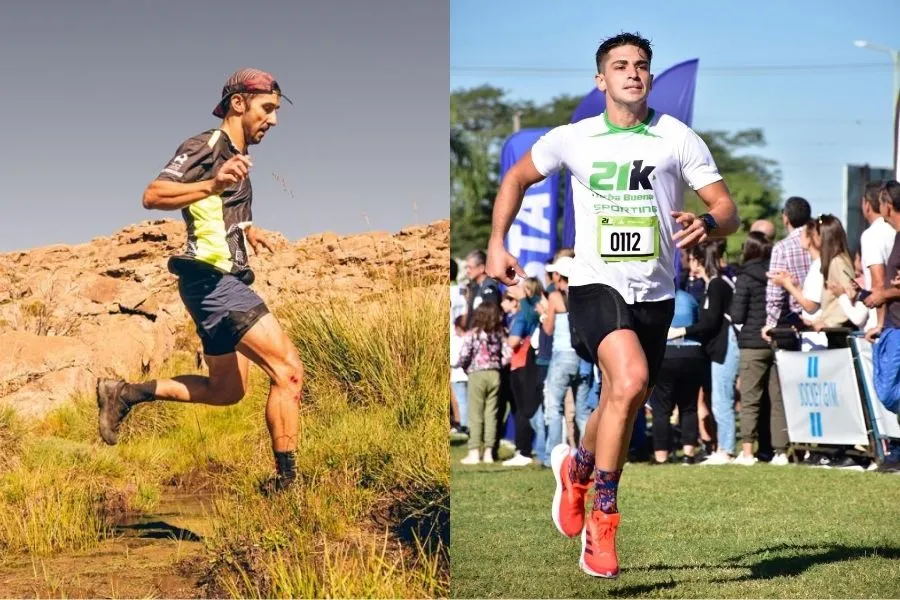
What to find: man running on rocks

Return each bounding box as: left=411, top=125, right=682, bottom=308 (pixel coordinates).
left=97, top=68, right=304, bottom=495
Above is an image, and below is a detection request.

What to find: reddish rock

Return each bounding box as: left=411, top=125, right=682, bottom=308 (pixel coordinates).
left=0, top=218, right=448, bottom=418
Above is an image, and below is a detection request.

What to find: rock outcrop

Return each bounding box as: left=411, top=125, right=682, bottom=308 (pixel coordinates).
left=0, top=218, right=449, bottom=418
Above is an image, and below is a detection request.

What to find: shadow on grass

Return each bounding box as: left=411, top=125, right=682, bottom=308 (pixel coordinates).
left=114, top=520, right=203, bottom=543
left=608, top=543, right=900, bottom=597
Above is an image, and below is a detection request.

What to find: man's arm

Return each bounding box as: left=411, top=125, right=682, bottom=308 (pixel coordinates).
left=144, top=154, right=251, bottom=211
left=486, top=151, right=549, bottom=284
left=672, top=127, right=740, bottom=248
left=698, top=181, right=740, bottom=237
left=868, top=286, right=900, bottom=307
left=867, top=263, right=887, bottom=328
left=671, top=181, right=739, bottom=249
left=488, top=152, right=546, bottom=246
left=142, top=179, right=220, bottom=211
left=869, top=263, right=887, bottom=291
left=144, top=130, right=251, bottom=211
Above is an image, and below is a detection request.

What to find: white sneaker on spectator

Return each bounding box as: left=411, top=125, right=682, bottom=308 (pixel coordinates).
left=503, top=451, right=533, bottom=467
left=482, top=449, right=495, bottom=464
left=460, top=450, right=480, bottom=465
left=769, top=452, right=789, bottom=466
left=699, top=451, right=732, bottom=465
left=733, top=453, right=757, bottom=466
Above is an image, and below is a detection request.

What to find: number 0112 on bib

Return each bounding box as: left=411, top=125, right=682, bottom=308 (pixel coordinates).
left=596, top=215, right=660, bottom=262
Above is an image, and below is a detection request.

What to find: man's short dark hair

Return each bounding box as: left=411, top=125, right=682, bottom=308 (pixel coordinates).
left=596, top=32, right=653, bottom=73
left=450, top=259, right=458, bottom=282
left=885, top=180, right=900, bottom=212
left=863, top=181, right=885, bottom=213
left=783, top=196, right=812, bottom=228
left=466, top=249, right=486, bottom=266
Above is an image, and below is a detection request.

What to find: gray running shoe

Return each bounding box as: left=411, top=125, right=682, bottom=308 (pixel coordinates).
left=96, top=379, right=132, bottom=445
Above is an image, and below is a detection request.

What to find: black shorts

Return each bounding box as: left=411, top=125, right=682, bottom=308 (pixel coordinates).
left=567, top=284, right=675, bottom=388
left=169, top=257, right=269, bottom=356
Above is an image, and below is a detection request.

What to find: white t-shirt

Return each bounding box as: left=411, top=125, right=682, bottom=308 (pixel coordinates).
left=860, top=217, right=896, bottom=289
left=801, top=257, right=823, bottom=321
left=530, top=110, right=723, bottom=303
left=450, top=284, right=467, bottom=326
left=859, top=217, right=896, bottom=329
left=449, top=331, right=468, bottom=383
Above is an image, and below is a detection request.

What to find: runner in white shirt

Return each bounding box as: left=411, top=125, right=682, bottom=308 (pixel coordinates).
left=859, top=182, right=897, bottom=334
left=485, top=32, right=739, bottom=579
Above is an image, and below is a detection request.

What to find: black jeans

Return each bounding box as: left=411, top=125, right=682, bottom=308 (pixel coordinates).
left=650, top=350, right=710, bottom=452
left=509, top=349, right=541, bottom=457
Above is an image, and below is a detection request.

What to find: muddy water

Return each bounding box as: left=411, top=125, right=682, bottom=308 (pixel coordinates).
left=114, top=491, right=217, bottom=543
left=0, top=490, right=218, bottom=599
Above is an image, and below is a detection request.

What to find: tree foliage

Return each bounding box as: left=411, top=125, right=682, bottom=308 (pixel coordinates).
left=451, top=86, right=784, bottom=259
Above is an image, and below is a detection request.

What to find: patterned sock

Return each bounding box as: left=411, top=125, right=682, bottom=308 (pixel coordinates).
left=592, top=468, right=623, bottom=514
left=274, top=450, right=297, bottom=483
left=121, top=381, right=157, bottom=406
left=569, top=444, right=596, bottom=484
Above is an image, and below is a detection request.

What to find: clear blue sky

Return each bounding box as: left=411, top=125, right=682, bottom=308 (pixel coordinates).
left=0, top=0, right=448, bottom=252
left=452, top=0, right=899, bottom=221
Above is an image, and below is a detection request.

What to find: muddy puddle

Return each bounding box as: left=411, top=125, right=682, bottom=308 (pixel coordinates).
left=0, top=490, right=218, bottom=599
left=113, top=491, right=216, bottom=543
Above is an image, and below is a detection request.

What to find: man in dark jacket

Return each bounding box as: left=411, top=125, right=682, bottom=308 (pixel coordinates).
left=730, top=231, right=788, bottom=466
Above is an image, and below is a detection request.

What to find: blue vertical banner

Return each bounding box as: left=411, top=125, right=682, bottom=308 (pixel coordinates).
left=500, top=128, right=559, bottom=281
left=562, top=59, right=701, bottom=252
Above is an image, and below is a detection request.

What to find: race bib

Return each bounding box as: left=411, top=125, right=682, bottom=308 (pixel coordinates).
left=597, top=215, right=659, bottom=262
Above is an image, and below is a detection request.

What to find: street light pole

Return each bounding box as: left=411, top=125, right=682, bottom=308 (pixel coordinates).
left=854, top=40, right=900, bottom=110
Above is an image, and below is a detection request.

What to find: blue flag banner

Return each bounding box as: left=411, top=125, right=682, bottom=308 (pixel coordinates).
left=562, top=59, right=700, bottom=280
left=500, top=127, right=559, bottom=281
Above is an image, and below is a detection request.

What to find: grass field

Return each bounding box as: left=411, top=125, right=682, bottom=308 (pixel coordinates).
left=450, top=442, right=900, bottom=599
left=0, top=281, right=449, bottom=598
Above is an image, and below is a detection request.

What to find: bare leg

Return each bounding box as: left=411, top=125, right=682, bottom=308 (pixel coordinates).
left=697, top=387, right=716, bottom=451
left=581, top=330, right=650, bottom=471
left=741, top=441, right=754, bottom=458
left=564, top=388, right=576, bottom=447
left=97, top=351, right=249, bottom=445
left=153, top=352, right=250, bottom=405
left=235, top=313, right=304, bottom=453
left=581, top=373, right=609, bottom=451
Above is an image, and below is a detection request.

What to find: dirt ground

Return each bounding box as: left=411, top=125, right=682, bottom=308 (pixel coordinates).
left=0, top=492, right=214, bottom=599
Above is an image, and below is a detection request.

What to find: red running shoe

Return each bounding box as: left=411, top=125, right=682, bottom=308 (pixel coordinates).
left=550, top=444, right=591, bottom=538
left=580, top=510, right=620, bottom=578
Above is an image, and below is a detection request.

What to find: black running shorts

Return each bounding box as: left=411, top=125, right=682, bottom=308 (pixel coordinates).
left=169, top=257, right=270, bottom=356
left=567, top=283, right=675, bottom=388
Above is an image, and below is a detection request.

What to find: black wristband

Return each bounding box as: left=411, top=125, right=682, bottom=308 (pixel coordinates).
left=698, top=213, right=719, bottom=233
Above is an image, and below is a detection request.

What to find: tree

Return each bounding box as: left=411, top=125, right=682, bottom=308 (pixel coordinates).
left=450, top=87, right=582, bottom=257
left=684, top=129, right=783, bottom=258
left=450, top=85, right=510, bottom=256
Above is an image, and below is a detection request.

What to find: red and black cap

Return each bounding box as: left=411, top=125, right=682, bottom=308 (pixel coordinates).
left=213, top=68, right=293, bottom=118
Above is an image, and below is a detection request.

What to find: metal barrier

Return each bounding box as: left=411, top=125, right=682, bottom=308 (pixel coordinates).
left=770, top=327, right=899, bottom=465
